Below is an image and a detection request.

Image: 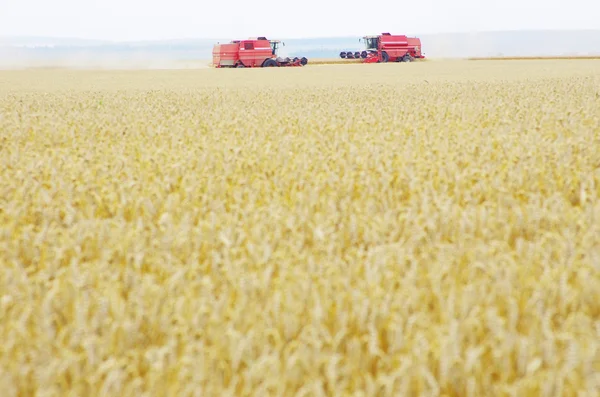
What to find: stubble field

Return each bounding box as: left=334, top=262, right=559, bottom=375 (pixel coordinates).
left=1, top=60, right=599, bottom=396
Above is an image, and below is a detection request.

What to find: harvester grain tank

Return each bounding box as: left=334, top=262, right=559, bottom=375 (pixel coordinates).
left=212, top=37, right=308, bottom=68
left=340, top=33, right=424, bottom=63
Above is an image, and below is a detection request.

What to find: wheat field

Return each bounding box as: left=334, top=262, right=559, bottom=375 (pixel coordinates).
left=1, top=60, right=599, bottom=396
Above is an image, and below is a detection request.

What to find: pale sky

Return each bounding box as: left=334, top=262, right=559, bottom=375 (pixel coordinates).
left=0, top=0, right=598, bottom=41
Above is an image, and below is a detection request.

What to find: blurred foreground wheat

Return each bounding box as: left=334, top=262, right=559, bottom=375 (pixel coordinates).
left=1, top=60, right=599, bottom=396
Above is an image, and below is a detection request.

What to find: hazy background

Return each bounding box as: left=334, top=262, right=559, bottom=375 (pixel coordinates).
left=1, top=0, right=599, bottom=69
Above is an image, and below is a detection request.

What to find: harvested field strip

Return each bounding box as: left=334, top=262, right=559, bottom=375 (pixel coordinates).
left=468, top=56, right=600, bottom=61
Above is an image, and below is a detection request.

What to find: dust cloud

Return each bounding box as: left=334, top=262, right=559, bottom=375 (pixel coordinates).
left=0, top=48, right=211, bottom=70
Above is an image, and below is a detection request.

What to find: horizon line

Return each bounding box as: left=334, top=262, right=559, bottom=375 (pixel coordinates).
left=2, top=28, right=600, bottom=44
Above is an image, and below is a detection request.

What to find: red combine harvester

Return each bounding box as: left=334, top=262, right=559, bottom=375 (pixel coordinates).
left=212, top=37, right=308, bottom=68
left=340, top=33, right=424, bottom=63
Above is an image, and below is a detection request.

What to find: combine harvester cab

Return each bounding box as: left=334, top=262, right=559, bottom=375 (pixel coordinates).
left=340, top=32, right=425, bottom=63
left=212, top=37, right=308, bottom=68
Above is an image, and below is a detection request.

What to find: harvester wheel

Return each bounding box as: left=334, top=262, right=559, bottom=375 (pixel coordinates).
left=340, top=52, right=347, bottom=59
left=354, top=52, right=361, bottom=59
left=263, top=58, right=278, bottom=67
left=301, top=57, right=308, bottom=66
left=402, top=54, right=414, bottom=62
left=361, top=51, right=368, bottom=58
left=381, top=51, right=389, bottom=63
left=236, top=63, right=245, bottom=68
